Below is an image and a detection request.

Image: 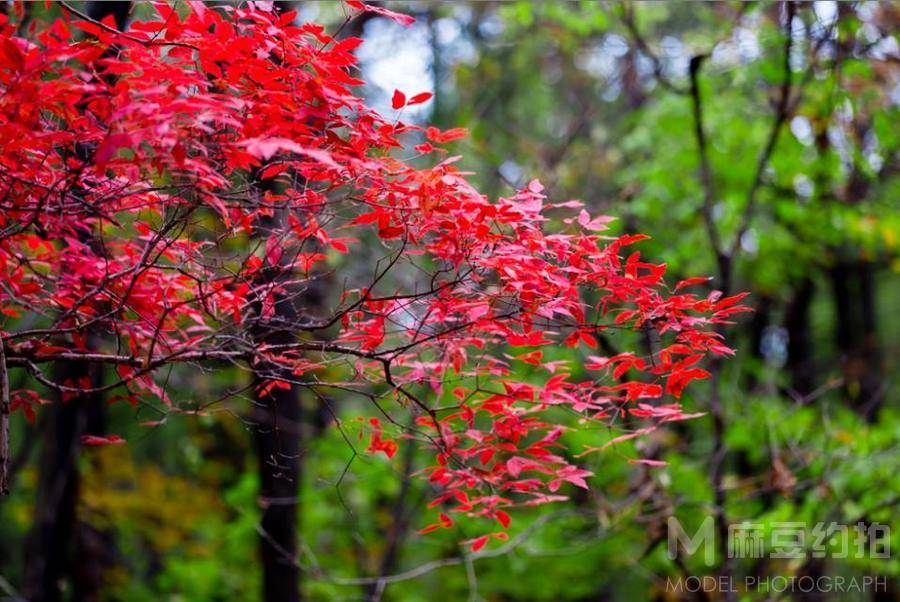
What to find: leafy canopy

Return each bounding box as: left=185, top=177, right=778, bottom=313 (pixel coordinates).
left=0, top=2, right=746, bottom=543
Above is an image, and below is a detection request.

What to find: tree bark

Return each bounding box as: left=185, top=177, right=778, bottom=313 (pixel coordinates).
left=831, top=260, right=884, bottom=419
left=252, top=315, right=303, bottom=602
left=86, top=1, right=131, bottom=30
left=249, top=159, right=304, bottom=601
left=785, top=277, right=815, bottom=398
left=23, top=361, right=105, bottom=602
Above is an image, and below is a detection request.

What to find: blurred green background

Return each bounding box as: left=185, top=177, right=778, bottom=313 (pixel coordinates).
left=0, top=2, right=897, bottom=600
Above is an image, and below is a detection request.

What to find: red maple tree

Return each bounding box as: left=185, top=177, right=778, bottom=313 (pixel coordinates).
left=0, top=1, right=748, bottom=548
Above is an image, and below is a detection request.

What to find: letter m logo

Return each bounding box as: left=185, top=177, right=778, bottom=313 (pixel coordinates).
left=668, top=516, right=716, bottom=566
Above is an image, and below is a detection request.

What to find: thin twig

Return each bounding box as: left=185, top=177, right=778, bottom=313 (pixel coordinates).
left=58, top=1, right=199, bottom=51
left=688, top=54, right=728, bottom=286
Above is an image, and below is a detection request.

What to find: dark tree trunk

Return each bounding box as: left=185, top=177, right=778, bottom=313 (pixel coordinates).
left=252, top=326, right=303, bottom=602
left=745, top=294, right=773, bottom=391
left=250, top=8, right=373, bottom=598
left=86, top=1, right=131, bottom=29
left=785, top=277, right=815, bottom=398
left=248, top=222, right=307, bottom=600
left=830, top=260, right=884, bottom=419
left=857, top=263, right=884, bottom=415
left=24, top=362, right=105, bottom=602
left=250, top=178, right=304, bottom=602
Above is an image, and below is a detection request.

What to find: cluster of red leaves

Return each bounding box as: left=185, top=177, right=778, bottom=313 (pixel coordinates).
left=0, top=2, right=748, bottom=541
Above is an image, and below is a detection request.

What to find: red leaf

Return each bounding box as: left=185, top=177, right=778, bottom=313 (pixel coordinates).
left=80, top=435, right=126, bottom=446
left=367, top=418, right=398, bottom=458
left=333, top=37, right=364, bottom=53
left=260, top=163, right=288, bottom=180
left=470, top=535, right=489, bottom=552
left=425, top=126, right=468, bottom=143
left=391, top=89, right=406, bottom=110
left=617, top=234, right=651, bottom=246
left=408, top=92, right=433, bottom=105
left=378, top=225, right=405, bottom=239
left=675, top=276, right=712, bottom=290
left=346, top=1, right=416, bottom=26
left=714, top=292, right=751, bottom=311
left=495, top=510, right=511, bottom=529
left=579, top=331, right=598, bottom=349
left=94, top=133, right=133, bottom=166
left=71, top=20, right=104, bottom=37
left=279, top=9, right=298, bottom=25
left=0, top=38, right=24, bottom=73
left=330, top=238, right=350, bottom=253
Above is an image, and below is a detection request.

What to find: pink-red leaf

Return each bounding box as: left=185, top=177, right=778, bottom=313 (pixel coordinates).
left=391, top=89, right=406, bottom=110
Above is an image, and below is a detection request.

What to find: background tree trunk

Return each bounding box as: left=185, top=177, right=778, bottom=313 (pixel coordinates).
left=252, top=313, right=303, bottom=602
left=785, top=277, right=815, bottom=398
left=831, top=260, right=884, bottom=419
left=24, top=361, right=105, bottom=602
